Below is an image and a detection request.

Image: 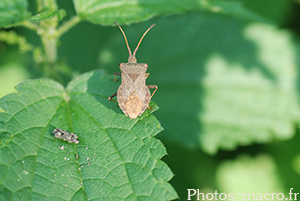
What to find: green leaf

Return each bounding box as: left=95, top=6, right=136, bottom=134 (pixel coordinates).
left=232, top=0, right=293, bottom=25
left=28, top=7, right=57, bottom=22
left=216, top=155, right=283, bottom=194
left=0, top=70, right=177, bottom=200
left=73, top=0, right=269, bottom=25
left=99, top=12, right=300, bottom=154
left=28, top=7, right=67, bottom=22
left=56, top=9, right=67, bottom=21
left=0, top=0, right=29, bottom=27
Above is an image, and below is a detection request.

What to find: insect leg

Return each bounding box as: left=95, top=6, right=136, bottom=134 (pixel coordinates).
left=111, top=72, right=121, bottom=81
left=145, top=73, right=149, bottom=79
left=108, top=92, right=117, bottom=102
left=147, top=85, right=158, bottom=98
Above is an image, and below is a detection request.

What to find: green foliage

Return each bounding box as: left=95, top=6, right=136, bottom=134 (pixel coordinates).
left=0, top=50, right=30, bottom=101
left=0, top=31, right=33, bottom=52
left=0, top=0, right=29, bottom=27
left=216, top=155, right=283, bottom=194
left=232, top=0, right=293, bottom=25
left=29, top=7, right=56, bottom=22
left=0, top=70, right=177, bottom=200
left=73, top=0, right=269, bottom=25
left=28, top=7, right=66, bottom=22
left=1, top=0, right=300, bottom=200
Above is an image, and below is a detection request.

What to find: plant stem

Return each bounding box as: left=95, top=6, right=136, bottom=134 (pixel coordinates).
left=37, top=0, right=58, bottom=73
left=56, top=16, right=81, bottom=38
left=36, top=0, right=43, bottom=11
left=41, top=34, right=57, bottom=64
left=31, top=0, right=81, bottom=79
left=21, top=21, right=39, bottom=31
left=37, top=0, right=57, bottom=10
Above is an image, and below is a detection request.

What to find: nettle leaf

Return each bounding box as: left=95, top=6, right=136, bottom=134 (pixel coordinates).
left=0, top=0, right=29, bottom=27
left=73, top=0, right=268, bottom=25
left=0, top=70, right=177, bottom=200
left=99, top=12, right=300, bottom=154
left=28, top=7, right=67, bottom=22
left=28, top=7, right=56, bottom=22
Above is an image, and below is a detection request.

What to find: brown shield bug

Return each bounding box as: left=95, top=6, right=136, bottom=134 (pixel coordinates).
left=108, top=21, right=158, bottom=119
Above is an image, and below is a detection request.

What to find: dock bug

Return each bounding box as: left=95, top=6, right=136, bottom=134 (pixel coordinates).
left=108, top=22, right=158, bottom=119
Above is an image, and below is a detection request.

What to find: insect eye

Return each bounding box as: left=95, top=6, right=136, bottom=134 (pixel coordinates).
left=145, top=64, right=148, bottom=68
left=118, top=63, right=121, bottom=66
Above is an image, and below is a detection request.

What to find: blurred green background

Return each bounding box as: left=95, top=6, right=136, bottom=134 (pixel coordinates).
left=1, top=0, right=300, bottom=200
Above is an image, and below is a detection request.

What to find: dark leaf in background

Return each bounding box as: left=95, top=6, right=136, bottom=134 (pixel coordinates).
left=232, top=0, right=293, bottom=26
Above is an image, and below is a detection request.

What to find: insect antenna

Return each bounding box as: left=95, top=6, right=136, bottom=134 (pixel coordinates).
left=133, top=24, right=156, bottom=56
left=113, top=21, right=132, bottom=56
